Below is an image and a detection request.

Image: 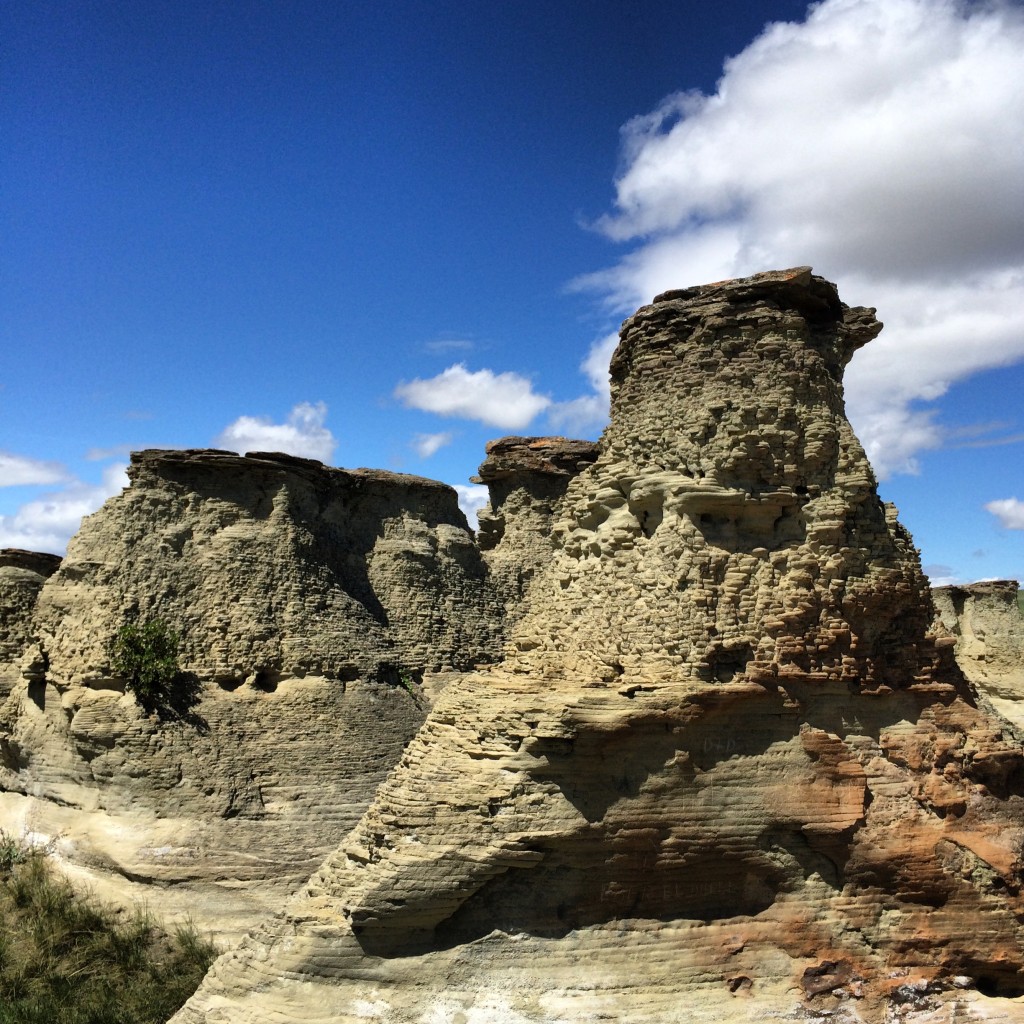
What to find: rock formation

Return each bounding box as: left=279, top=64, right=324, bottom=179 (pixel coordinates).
left=176, top=269, right=1024, bottom=1023
left=34, top=448, right=502, bottom=687
left=474, top=435, right=600, bottom=619
left=0, top=450, right=503, bottom=939
left=934, top=580, right=1024, bottom=727
left=0, top=549, right=61, bottom=690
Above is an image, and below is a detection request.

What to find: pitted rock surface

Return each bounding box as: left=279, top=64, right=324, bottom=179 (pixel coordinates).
left=33, top=448, right=502, bottom=686
left=176, top=269, right=1024, bottom=1023
left=475, top=436, right=600, bottom=619
left=0, top=549, right=60, bottom=691
left=0, top=450, right=501, bottom=939
left=934, top=580, right=1024, bottom=726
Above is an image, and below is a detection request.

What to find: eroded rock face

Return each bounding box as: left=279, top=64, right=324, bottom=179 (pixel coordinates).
left=35, top=448, right=501, bottom=687
left=934, top=580, right=1024, bottom=726
left=475, top=436, right=600, bottom=619
left=177, top=269, right=1024, bottom=1023
left=0, top=549, right=61, bottom=692
left=0, top=450, right=502, bottom=939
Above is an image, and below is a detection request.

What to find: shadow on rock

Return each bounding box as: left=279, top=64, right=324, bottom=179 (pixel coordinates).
left=135, top=671, right=209, bottom=732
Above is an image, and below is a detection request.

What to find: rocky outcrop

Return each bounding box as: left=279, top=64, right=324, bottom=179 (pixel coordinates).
left=177, top=269, right=1024, bottom=1023
left=474, top=436, right=599, bottom=619
left=0, top=549, right=60, bottom=692
left=0, top=450, right=503, bottom=939
left=934, top=580, right=1024, bottom=726
left=34, top=448, right=502, bottom=687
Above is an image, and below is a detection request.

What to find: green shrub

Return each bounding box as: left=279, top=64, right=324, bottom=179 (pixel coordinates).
left=109, top=619, right=182, bottom=709
left=0, top=835, right=217, bottom=1023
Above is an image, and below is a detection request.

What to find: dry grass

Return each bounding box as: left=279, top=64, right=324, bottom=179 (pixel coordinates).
left=0, top=831, right=217, bottom=1024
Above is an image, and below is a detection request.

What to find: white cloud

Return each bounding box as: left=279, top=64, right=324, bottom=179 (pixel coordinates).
left=985, top=497, right=1024, bottom=531
left=394, top=364, right=551, bottom=429
left=923, top=563, right=959, bottom=587
left=547, top=331, right=618, bottom=437
left=85, top=444, right=134, bottom=461
left=0, top=451, right=68, bottom=487
left=453, top=483, right=490, bottom=530
left=214, top=401, right=337, bottom=463
left=576, top=0, right=1024, bottom=478
left=0, top=463, right=129, bottom=554
left=546, top=394, right=608, bottom=437
left=424, top=338, right=474, bottom=354
left=411, top=432, right=454, bottom=458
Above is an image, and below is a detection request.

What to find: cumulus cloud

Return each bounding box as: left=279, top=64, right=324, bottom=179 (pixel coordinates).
left=85, top=444, right=134, bottom=461
left=547, top=331, right=618, bottom=437
left=922, top=563, right=959, bottom=587
left=214, top=401, right=337, bottom=463
left=0, top=463, right=129, bottom=554
left=0, top=451, right=68, bottom=487
left=453, top=483, right=490, bottom=529
left=411, top=432, right=454, bottom=458
left=985, top=497, right=1024, bottom=530
left=576, top=0, right=1024, bottom=478
left=394, top=364, right=551, bottom=429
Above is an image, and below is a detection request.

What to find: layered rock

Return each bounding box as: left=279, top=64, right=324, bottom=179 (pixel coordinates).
left=177, top=269, right=1024, bottom=1023
left=34, top=448, right=502, bottom=687
left=0, top=549, right=60, bottom=691
left=475, top=436, right=600, bottom=619
left=934, top=580, right=1024, bottom=726
left=0, top=450, right=502, bottom=939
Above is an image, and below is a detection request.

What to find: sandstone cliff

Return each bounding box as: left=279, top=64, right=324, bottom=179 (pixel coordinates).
left=177, top=269, right=1024, bottom=1023
left=474, top=435, right=600, bottom=620
left=0, top=549, right=60, bottom=692
left=34, top=448, right=502, bottom=687
left=0, top=450, right=502, bottom=939
left=934, top=580, right=1024, bottom=727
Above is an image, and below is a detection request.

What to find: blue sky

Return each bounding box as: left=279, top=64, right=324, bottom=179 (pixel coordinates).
left=2, top=0, right=1022, bottom=586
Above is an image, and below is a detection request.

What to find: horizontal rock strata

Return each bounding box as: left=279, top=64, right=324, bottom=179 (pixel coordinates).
left=934, top=580, right=1024, bottom=727
left=176, top=269, right=1024, bottom=1023
left=474, top=435, right=600, bottom=621
left=0, top=450, right=502, bottom=938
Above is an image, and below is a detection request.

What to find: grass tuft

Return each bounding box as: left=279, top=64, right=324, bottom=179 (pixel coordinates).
left=0, top=830, right=217, bottom=1024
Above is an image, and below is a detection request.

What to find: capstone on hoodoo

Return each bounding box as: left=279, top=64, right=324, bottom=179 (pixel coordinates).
left=176, top=268, right=1024, bottom=1024
left=474, top=435, right=600, bottom=619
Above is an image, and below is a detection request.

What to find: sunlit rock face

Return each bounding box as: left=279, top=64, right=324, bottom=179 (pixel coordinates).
left=933, top=580, right=1024, bottom=727
left=475, top=435, right=600, bottom=623
left=34, top=449, right=502, bottom=688
left=172, top=269, right=1022, bottom=1022
left=506, top=267, right=939, bottom=691
left=0, top=450, right=502, bottom=941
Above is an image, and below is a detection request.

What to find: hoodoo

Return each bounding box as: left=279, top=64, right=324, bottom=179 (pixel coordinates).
left=177, top=268, right=1024, bottom=1022
left=176, top=268, right=1024, bottom=1019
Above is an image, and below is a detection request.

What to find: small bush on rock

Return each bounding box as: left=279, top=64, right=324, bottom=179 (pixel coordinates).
left=110, top=619, right=182, bottom=708
left=109, top=619, right=205, bottom=728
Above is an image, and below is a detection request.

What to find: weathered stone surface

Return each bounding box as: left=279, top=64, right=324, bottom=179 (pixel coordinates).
left=474, top=436, right=599, bottom=620
left=0, top=450, right=502, bottom=939
left=934, top=580, right=1024, bottom=726
left=176, top=269, right=1024, bottom=1023
left=0, top=549, right=61, bottom=693
left=34, top=448, right=502, bottom=687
